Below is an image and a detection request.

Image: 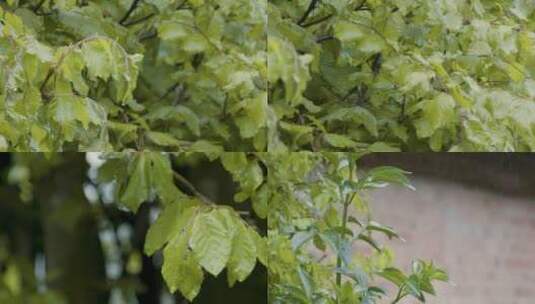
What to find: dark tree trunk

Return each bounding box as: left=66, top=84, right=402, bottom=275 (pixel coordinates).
left=36, top=154, right=108, bottom=304
left=135, top=203, right=163, bottom=304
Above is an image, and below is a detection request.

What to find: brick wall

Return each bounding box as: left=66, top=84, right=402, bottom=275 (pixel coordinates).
left=366, top=175, right=535, bottom=304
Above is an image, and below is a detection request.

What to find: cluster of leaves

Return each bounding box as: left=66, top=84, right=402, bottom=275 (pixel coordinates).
left=3, top=0, right=535, bottom=152
left=269, top=0, right=535, bottom=151
left=0, top=4, right=141, bottom=150
left=96, top=152, right=267, bottom=301
left=0, top=0, right=266, bottom=151
left=266, top=153, right=447, bottom=303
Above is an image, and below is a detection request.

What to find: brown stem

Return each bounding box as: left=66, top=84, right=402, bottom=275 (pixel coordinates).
left=173, top=172, right=214, bottom=205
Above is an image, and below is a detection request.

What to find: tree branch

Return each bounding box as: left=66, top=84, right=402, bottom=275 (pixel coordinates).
left=119, top=0, right=141, bottom=25
left=32, top=0, right=46, bottom=13
left=139, top=29, right=158, bottom=41
left=172, top=172, right=214, bottom=205
left=123, top=13, right=156, bottom=27
left=354, top=0, right=368, bottom=11
left=302, top=13, right=333, bottom=27
left=298, top=0, right=320, bottom=25
left=315, top=35, right=335, bottom=43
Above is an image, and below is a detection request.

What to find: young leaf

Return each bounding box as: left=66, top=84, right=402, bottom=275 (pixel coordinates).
left=162, top=228, right=204, bottom=301
left=120, top=154, right=150, bottom=211
left=227, top=222, right=258, bottom=286
left=144, top=204, right=198, bottom=256
left=190, top=208, right=235, bottom=276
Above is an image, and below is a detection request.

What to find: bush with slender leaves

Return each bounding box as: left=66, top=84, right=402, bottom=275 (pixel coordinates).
left=267, top=153, right=448, bottom=303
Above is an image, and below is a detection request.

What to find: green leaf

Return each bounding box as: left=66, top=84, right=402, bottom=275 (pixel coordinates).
left=324, top=133, right=357, bottom=149
left=146, top=131, right=182, bottom=148
left=144, top=204, right=198, bottom=256
left=366, top=221, right=400, bottom=240
left=360, top=166, right=414, bottom=190
left=378, top=267, right=408, bottom=287
left=334, top=21, right=365, bottom=42
left=145, top=0, right=174, bottom=11
left=227, top=222, right=258, bottom=286
left=190, top=208, right=235, bottom=276
left=412, top=93, right=456, bottom=139
left=162, top=228, right=204, bottom=301
left=251, top=184, right=269, bottom=219
left=321, top=107, right=378, bottom=137
left=148, top=153, right=184, bottom=205
left=120, top=154, right=150, bottom=211
left=221, top=153, right=248, bottom=173
left=81, top=38, right=114, bottom=81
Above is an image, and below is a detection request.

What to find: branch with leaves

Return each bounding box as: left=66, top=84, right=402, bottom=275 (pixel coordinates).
left=94, top=152, right=267, bottom=301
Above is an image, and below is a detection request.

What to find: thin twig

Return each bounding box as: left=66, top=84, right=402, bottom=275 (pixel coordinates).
left=390, top=287, right=404, bottom=304
left=32, top=0, right=46, bottom=13
left=119, top=0, right=141, bottom=25
left=160, top=83, right=179, bottom=100
left=315, top=35, right=334, bottom=43
left=298, top=0, right=319, bottom=25
left=39, top=69, right=54, bottom=99
left=302, top=13, right=334, bottom=28
left=173, top=172, right=214, bottom=205
left=354, top=0, right=368, bottom=11
left=123, top=13, right=156, bottom=27
left=139, top=30, right=158, bottom=41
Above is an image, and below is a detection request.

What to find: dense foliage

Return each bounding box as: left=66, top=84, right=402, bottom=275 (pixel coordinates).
left=269, top=0, right=535, bottom=151
left=2, top=1, right=535, bottom=152
left=0, top=0, right=266, bottom=151
left=267, top=153, right=447, bottom=303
